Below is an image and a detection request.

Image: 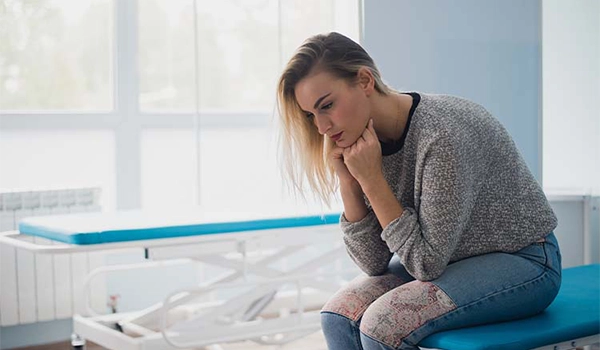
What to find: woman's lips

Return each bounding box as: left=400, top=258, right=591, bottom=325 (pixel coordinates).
left=330, top=131, right=343, bottom=141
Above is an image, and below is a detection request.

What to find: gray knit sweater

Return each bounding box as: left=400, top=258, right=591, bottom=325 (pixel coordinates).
left=341, top=93, right=557, bottom=281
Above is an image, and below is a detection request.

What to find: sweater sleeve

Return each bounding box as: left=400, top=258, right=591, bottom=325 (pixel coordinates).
left=340, top=211, right=393, bottom=276
left=381, top=134, right=476, bottom=281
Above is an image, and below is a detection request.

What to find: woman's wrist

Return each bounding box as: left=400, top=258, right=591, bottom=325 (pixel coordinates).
left=339, top=178, right=368, bottom=222
left=358, top=173, right=387, bottom=197
left=339, top=177, right=362, bottom=194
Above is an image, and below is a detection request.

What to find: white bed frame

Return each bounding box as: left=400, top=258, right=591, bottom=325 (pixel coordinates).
left=1, top=221, right=359, bottom=350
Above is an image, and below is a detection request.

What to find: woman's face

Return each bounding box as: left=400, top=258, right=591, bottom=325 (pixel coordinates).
left=294, top=70, right=371, bottom=148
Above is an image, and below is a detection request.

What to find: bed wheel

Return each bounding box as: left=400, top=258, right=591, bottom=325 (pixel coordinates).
left=71, top=333, right=86, bottom=350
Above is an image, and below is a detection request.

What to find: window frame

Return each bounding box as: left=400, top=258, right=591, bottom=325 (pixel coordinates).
left=0, top=0, right=363, bottom=211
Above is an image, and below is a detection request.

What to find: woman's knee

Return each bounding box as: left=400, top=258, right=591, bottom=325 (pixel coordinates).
left=321, top=312, right=364, bottom=350
left=359, top=281, right=456, bottom=349
left=322, top=273, right=406, bottom=321
left=321, top=311, right=353, bottom=334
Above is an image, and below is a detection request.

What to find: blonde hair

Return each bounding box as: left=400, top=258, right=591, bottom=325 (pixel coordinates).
left=277, top=32, right=392, bottom=205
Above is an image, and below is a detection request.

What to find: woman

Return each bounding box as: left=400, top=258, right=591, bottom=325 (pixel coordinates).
left=276, top=32, right=561, bottom=350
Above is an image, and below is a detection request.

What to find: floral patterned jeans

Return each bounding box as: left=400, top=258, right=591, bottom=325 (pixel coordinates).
left=321, top=233, right=562, bottom=350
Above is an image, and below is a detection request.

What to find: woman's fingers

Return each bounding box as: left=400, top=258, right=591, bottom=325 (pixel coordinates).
left=362, top=119, right=377, bottom=142
left=330, top=146, right=344, bottom=159
left=341, top=119, right=383, bottom=185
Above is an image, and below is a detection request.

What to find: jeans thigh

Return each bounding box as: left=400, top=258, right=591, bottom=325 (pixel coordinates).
left=427, top=233, right=562, bottom=331
left=321, top=255, right=415, bottom=322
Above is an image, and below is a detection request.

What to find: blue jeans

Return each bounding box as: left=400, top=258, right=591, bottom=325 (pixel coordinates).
left=321, top=233, right=562, bottom=350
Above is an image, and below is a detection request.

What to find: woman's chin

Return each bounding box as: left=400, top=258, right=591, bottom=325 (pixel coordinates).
left=335, top=140, right=347, bottom=147
left=336, top=138, right=356, bottom=148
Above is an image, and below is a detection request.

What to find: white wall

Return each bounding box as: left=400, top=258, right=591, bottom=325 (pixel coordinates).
left=549, top=196, right=600, bottom=267
left=543, top=0, right=600, bottom=195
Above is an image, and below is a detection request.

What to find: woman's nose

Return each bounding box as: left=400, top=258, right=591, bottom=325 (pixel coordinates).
left=314, top=115, right=332, bottom=135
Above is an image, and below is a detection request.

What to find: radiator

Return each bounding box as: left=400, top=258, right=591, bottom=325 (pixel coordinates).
left=0, top=188, right=107, bottom=326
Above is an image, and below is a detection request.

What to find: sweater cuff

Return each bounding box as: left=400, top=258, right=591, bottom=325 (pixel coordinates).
left=381, top=207, right=419, bottom=252
left=340, top=210, right=381, bottom=237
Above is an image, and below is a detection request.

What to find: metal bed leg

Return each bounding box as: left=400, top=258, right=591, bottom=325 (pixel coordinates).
left=71, top=333, right=86, bottom=350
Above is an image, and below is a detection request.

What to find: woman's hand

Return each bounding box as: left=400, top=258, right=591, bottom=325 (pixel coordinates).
left=343, top=119, right=383, bottom=187
left=330, top=145, right=358, bottom=187
left=330, top=136, right=367, bottom=223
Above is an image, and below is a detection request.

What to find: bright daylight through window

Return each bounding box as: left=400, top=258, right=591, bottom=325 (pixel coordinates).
left=0, top=0, right=360, bottom=214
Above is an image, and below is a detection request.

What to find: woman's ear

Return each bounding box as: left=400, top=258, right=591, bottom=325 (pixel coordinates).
left=357, top=67, right=375, bottom=96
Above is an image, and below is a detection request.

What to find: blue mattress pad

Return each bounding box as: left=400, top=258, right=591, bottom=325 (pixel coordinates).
left=18, top=209, right=341, bottom=245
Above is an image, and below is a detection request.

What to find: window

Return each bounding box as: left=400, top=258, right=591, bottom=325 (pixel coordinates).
left=0, top=0, right=113, bottom=112
left=0, top=0, right=360, bottom=214
left=0, top=129, right=116, bottom=210
left=138, top=0, right=359, bottom=213
left=139, top=0, right=279, bottom=112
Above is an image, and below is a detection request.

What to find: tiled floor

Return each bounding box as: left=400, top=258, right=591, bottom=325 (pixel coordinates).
left=201, top=331, right=328, bottom=350
left=15, top=333, right=600, bottom=350
left=14, top=337, right=600, bottom=350
left=14, top=331, right=328, bottom=350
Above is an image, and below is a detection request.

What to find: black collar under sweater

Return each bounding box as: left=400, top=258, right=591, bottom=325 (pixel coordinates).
left=380, top=92, right=420, bottom=156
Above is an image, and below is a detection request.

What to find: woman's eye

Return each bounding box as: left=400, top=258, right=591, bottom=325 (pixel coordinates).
left=306, top=112, right=314, bottom=119
left=322, top=102, right=333, bottom=110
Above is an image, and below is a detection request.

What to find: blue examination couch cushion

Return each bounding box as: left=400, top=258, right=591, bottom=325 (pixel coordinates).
left=419, top=264, right=600, bottom=350
left=18, top=210, right=340, bottom=245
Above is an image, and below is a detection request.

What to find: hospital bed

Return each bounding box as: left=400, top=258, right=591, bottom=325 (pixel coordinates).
left=1, top=209, right=598, bottom=350
left=0, top=209, right=357, bottom=350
